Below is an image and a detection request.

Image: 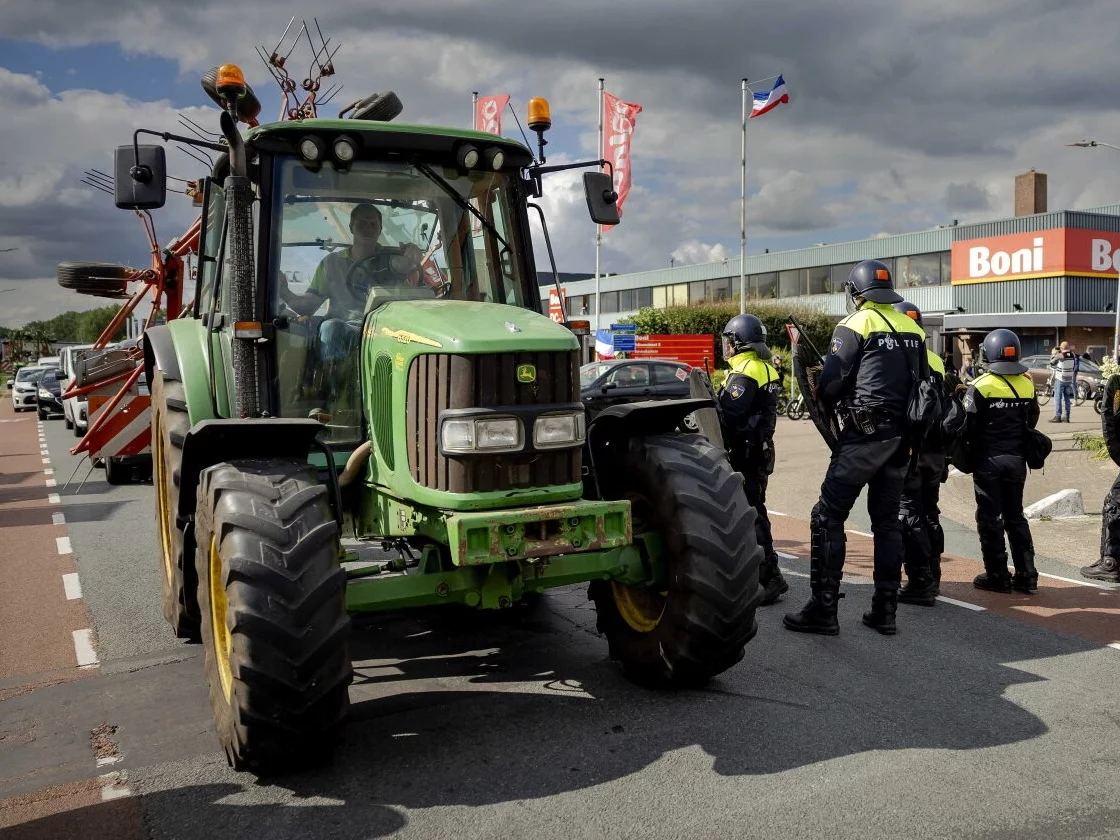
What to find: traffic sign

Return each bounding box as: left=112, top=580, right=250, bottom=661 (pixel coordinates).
left=610, top=323, right=637, bottom=333
left=612, top=335, right=637, bottom=352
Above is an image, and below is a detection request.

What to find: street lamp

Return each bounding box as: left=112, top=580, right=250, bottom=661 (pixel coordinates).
left=1068, top=138, right=1120, bottom=360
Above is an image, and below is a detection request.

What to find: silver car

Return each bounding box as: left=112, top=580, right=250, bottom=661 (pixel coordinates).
left=9, top=366, right=47, bottom=412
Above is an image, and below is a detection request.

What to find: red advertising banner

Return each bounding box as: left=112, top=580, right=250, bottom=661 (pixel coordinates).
left=626, top=334, right=715, bottom=370
left=547, top=287, right=568, bottom=323
left=601, top=92, right=642, bottom=232
left=950, top=227, right=1120, bottom=284
left=474, top=94, right=510, bottom=135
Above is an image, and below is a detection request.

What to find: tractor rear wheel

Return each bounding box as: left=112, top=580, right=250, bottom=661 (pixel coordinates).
left=194, top=459, right=351, bottom=774
left=590, top=433, right=761, bottom=688
left=152, top=371, right=199, bottom=638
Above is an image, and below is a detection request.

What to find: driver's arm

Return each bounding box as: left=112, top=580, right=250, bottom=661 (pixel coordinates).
left=279, top=262, right=329, bottom=317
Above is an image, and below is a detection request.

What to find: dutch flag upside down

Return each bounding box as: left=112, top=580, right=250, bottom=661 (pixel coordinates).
left=750, top=75, right=789, bottom=119
left=595, top=330, right=616, bottom=360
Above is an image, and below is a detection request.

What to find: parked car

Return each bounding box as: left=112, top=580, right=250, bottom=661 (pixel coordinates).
left=10, top=365, right=47, bottom=412
left=59, top=344, right=98, bottom=434
left=580, top=358, right=694, bottom=417
left=1021, top=353, right=1104, bottom=399
left=37, top=355, right=61, bottom=369
left=35, top=368, right=64, bottom=420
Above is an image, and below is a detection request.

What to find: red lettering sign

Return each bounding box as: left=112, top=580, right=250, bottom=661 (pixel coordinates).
left=627, top=334, right=714, bottom=369
left=951, top=227, right=1120, bottom=284
left=548, top=287, right=568, bottom=323
left=601, top=92, right=642, bottom=233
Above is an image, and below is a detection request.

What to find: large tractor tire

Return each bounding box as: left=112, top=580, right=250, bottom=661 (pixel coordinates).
left=590, top=433, right=761, bottom=688
left=348, top=91, right=403, bottom=122
left=152, top=371, right=199, bottom=638
left=56, top=262, right=131, bottom=297
left=194, top=459, right=351, bottom=774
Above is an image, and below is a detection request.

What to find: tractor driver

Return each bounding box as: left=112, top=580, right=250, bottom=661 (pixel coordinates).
left=278, top=202, right=424, bottom=363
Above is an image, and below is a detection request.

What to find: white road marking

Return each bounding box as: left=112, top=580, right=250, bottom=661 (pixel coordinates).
left=44, top=468, right=54, bottom=476
left=776, top=551, right=800, bottom=560
left=98, top=772, right=131, bottom=801
left=48, top=493, right=60, bottom=504
left=45, top=479, right=57, bottom=488
left=72, top=629, right=98, bottom=668
left=62, top=573, right=82, bottom=600
left=783, top=570, right=810, bottom=579
left=42, top=457, right=50, bottom=465
left=1038, top=571, right=1119, bottom=590
left=52, top=511, right=66, bottom=526
left=846, top=529, right=874, bottom=538
left=770, top=510, right=788, bottom=517
left=56, top=536, right=72, bottom=555
left=1109, top=643, right=1120, bottom=652
left=936, top=595, right=986, bottom=611
left=96, top=756, right=122, bottom=768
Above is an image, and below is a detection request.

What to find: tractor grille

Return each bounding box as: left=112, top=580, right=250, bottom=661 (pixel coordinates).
left=406, top=351, right=582, bottom=493
left=371, top=353, right=395, bottom=471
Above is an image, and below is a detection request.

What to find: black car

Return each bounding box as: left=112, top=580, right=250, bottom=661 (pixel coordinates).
left=36, top=368, right=64, bottom=420
left=579, top=359, right=694, bottom=416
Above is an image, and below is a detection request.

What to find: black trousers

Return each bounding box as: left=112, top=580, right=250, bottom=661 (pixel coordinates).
left=900, top=449, right=946, bottom=578
left=811, top=427, right=907, bottom=590
left=972, top=455, right=1033, bottom=567
left=741, top=470, right=774, bottom=563
left=1101, top=471, right=1120, bottom=560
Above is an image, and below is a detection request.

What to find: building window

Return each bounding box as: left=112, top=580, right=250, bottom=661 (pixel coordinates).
left=600, top=291, right=619, bottom=314
left=634, top=287, right=652, bottom=309
left=778, top=269, right=803, bottom=297
left=830, top=262, right=858, bottom=293
left=618, top=289, right=634, bottom=311
left=709, top=278, right=731, bottom=301
left=807, top=265, right=830, bottom=295
left=896, top=253, right=940, bottom=287
left=653, top=284, right=687, bottom=308
left=939, top=251, right=952, bottom=285
left=689, top=281, right=707, bottom=305
left=752, top=272, right=777, bottom=299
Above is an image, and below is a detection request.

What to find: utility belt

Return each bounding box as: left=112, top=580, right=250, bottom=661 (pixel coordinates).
left=841, top=401, right=901, bottom=437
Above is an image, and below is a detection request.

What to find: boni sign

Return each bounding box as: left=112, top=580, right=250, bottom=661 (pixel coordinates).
left=951, top=228, right=1120, bottom=283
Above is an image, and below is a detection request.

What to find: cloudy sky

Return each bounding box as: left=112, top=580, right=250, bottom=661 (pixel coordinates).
left=3, top=0, right=1120, bottom=327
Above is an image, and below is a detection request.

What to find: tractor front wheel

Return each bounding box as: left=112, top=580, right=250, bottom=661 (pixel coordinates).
left=590, top=433, right=761, bottom=688
left=194, top=459, right=351, bottom=774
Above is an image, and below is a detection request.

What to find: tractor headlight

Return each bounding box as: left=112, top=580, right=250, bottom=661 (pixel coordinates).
left=440, top=416, right=524, bottom=453
left=299, top=136, right=325, bottom=161
left=333, top=136, right=356, bottom=163
left=533, top=412, right=586, bottom=449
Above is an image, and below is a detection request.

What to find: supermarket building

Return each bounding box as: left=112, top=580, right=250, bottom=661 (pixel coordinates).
left=541, top=172, right=1120, bottom=364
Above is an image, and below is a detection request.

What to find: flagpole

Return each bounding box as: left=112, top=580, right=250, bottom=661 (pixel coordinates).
left=595, top=77, right=604, bottom=332
left=740, top=78, right=748, bottom=315
left=471, top=90, right=478, bottom=129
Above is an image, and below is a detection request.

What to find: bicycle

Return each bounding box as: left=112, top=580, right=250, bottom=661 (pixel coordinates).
left=786, top=392, right=806, bottom=420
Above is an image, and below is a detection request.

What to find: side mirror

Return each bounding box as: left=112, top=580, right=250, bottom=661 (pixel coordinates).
left=583, top=172, right=620, bottom=226
left=5, top=379, right=12, bottom=390
left=114, top=144, right=167, bottom=210
left=601, top=382, right=617, bottom=393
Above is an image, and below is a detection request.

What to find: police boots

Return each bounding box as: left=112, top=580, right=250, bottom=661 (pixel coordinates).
left=898, top=565, right=938, bottom=607
left=783, top=587, right=842, bottom=635
left=1011, top=551, right=1039, bottom=594
left=862, top=588, right=898, bottom=635
left=759, top=554, right=790, bottom=606
left=1080, top=556, right=1120, bottom=583
left=973, top=555, right=1013, bottom=593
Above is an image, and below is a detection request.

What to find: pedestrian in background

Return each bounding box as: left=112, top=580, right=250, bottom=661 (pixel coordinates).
left=1048, top=341, right=1079, bottom=423
left=960, top=355, right=976, bottom=384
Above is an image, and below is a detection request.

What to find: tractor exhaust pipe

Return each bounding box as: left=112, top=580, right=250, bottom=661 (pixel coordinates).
left=220, top=110, right=259, bottom=418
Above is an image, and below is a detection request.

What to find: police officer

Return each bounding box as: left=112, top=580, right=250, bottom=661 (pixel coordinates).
left=958, top=329, right=1039, bottom=593
left=719, top=314, right=788, bottom=605
left=893, top=301, right=947, bottom=606
left=784, top=259, right=927, bottom=636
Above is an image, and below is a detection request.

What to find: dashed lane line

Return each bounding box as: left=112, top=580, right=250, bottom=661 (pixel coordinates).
left=44, top=468, right=54, bottom=476
left=62, top=573, right=82, bottom=600
left=936, top=595, right=986, bottom=611
left=48, top=493, right=61, bottom=504
left=45, top=479, right=57, bottom=487
left=52, top=511, right=66, bottom=526
left=56, top=536, right=72, bottom=555
left=42, top=457, right=51, bottom=465
left=846, top=529, right=874, bottom=538
left=98, top=772, right=132, bottom=801
left=72, top=629, right=99, bottom=668
left=1038, top=571, right=1119, bottom=590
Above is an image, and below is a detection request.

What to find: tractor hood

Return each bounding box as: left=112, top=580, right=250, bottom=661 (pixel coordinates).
left=366, top=300, right=578, bottom=354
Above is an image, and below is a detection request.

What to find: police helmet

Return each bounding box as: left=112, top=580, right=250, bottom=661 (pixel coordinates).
left=847, top=259, right=902, bottom=305
left=893, top=301, right=923, bottom=328
left=722, top=314, right=772, bottom=359
left=981, top=328, right=1027, bottom=375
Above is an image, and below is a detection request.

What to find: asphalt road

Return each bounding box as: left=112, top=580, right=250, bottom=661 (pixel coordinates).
left=3, top=401, right=1120, bottom=840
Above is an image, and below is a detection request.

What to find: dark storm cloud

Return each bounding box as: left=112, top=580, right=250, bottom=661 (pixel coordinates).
left=946, top=182, right=993, bottom=212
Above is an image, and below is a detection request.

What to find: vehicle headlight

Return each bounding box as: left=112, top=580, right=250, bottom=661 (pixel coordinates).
left=533, top=412, right=586, bottom=449
left=440, top=416, right=524, bottom=453
left=38, top=388, right=51, bottom=399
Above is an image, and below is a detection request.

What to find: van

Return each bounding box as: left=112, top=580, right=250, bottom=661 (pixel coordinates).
left=37, top=356, right=61, bottom=368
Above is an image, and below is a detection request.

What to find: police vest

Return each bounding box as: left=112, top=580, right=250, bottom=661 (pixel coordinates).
left=722, top=352, right=780, bottom=445
left=832, top=303, right=926, bottom=417
left=965, top=372, right=1037, bottom=458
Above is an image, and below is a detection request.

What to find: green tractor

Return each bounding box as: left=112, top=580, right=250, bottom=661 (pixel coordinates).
left=114, top=63, right=762, bottom=773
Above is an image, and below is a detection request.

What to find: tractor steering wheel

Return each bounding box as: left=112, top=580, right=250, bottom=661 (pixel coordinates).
left=342, top=245, right=421, bottom=300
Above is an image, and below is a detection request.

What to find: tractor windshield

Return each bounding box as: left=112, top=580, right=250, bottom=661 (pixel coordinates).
left=269, top=156, right=531, bottom=445
left=271, top=157, right=528, bottom=320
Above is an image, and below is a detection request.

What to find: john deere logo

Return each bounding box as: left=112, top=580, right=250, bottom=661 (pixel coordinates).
left=516, top=364, right=536, bottom=383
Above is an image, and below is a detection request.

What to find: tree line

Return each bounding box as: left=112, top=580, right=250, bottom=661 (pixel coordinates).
left=0, top=306, right=128, bottom=346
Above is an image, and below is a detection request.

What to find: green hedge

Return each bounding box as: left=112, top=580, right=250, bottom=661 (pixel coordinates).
left=622, top=301, right=836, bottom=369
